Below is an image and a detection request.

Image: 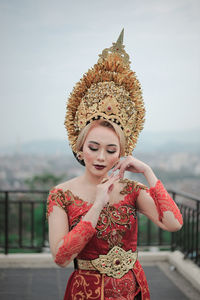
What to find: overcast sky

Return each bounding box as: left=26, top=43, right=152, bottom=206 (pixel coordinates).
left=0, top=0, right=200, bottom=147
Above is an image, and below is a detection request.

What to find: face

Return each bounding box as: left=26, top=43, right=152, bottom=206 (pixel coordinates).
left=82, top=125, right=120, bottom=177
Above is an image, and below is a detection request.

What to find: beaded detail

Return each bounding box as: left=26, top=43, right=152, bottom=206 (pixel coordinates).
left=96, top=204, right=137, bottom=249
left=104, top=271, right=139, bottom=299
left=46, top=188, right=67, bottom=219
left=120, top=178, right=148, bottom=195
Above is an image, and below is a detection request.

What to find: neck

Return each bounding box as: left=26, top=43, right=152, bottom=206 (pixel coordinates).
left=81, top=168, right=108, bottom=186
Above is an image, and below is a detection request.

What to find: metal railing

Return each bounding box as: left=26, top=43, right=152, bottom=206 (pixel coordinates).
left=0, top=190, right=48, bottom=254
left=0, top=189, right=199, bottom=266
left=169, top=189, right=200, bottom=266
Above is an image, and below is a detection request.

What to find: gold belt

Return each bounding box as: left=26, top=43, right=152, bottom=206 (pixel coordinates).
left=77, top=246, right=138, bottom=279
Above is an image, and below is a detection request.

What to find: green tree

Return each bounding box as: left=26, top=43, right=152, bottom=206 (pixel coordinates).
left=24, top=172, right=66, bottom=190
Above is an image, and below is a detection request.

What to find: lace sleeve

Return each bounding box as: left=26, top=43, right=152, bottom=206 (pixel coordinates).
left=46, top=187, right=67, bottom=219
left=149, top=180, right=183, bottom=225
left=47, top=188, right=96, bottom=266
left=54, top=220, right=96, bottom=266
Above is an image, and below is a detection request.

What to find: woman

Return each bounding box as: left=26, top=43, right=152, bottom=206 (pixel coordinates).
left=47, top=30, right=183, bottom=299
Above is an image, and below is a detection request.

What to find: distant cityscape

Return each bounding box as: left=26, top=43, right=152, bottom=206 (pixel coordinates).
left=0, top=131, right=200, bottom=197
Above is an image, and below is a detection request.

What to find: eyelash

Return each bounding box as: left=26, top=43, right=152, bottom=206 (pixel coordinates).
left=89, top=147, right=116, bottom=154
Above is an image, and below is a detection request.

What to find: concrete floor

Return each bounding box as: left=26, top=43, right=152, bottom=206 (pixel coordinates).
left=0, top=264, right=199, bottom=300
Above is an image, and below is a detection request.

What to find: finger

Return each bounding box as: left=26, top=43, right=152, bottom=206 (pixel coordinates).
left=119, top=164, right=126, bottom=178
left=107, top=173, right=114, bottom=180
left=112, top=161, right=121, bottom=172
left=119, top=170, right=124, bottom=179
left=101, top=172, right=115, bottom=184
left=118, top=159, right=133, bottom=177
left=112, top=165, right=118, bottom=172
left=101, top=177, right=108, bottom=184
left=108, top=183, right=114, bottom=193
left=107, top=174, right=120, bottom=185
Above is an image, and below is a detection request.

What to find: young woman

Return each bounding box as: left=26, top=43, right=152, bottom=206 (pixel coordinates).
left=47, top=31, right=183, bottom=299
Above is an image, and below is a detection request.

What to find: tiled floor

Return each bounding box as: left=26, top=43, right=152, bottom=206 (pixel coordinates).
left=0, top=265, right=196, bottom=299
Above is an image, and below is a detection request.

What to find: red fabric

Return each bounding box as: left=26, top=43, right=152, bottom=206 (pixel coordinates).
left=46, top=188, right=67, bottom=218
left=47, top=180, right=150, bottom=299
left=149, top=180, right=183, bottom=225
left=55, top=220, right=96, bottom=265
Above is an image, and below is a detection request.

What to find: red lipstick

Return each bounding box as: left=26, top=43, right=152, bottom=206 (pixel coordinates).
left=94, top=165, right=105, bottom=170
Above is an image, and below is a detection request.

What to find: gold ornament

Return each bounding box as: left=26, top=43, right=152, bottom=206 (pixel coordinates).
left=77, top=246, right=138, bottom=279
left=65, top=29, right=145, bottom=156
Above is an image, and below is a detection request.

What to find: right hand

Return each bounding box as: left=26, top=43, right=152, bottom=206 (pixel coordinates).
left=95, top=173, right=120, bottom=207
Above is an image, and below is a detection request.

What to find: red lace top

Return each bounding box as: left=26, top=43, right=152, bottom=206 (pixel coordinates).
left=47, top=179, right=182, bottom=300
left=47, top=179, right=150, bottom=299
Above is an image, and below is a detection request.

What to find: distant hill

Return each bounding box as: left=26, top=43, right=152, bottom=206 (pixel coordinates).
left=0, top=129, right=200, bottom=155
left=0, top=139, right=71, bottom=155
left=135, top=129, right=200, bottom=153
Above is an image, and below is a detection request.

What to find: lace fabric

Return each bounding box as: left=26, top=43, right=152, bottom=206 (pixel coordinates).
left=54, top=220, right=96, bottom=266
left=46, top=188, right=67, bottom=219
left=149, top=180, right=183, bottom=225
left=47, top=180, right=150, bottom=299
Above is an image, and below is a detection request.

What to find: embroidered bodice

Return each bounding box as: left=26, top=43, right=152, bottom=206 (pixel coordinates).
left=47, top=179, right=147, bottom=260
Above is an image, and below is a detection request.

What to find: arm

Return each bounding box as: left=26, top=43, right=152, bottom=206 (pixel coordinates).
left=113, top=156, right=183, bottom=232
left=48, top=199, right=96, bottom=268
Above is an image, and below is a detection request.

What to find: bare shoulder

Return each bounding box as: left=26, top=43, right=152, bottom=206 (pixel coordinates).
left=55, top=176, right=81, bottom=192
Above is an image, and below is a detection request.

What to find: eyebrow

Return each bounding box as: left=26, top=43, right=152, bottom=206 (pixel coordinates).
left=88, top=141, right=118, bottom=147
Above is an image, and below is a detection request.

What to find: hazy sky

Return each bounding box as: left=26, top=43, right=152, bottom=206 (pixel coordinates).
left=0, top=0, right=200, bottom=147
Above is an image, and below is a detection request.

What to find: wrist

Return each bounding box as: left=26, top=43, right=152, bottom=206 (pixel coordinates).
left=143, top=166, right=152, bottom=176
left=93, top=199, right=105, bottom=211
left=143, top=167, right=158, bottom=187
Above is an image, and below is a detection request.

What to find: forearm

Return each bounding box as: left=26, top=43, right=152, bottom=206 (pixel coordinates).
left=82, top=201, right=104, bottom=228
left=54, top=201, right=103, bottom=267
left=54, top=219, right=96, bottom=267
left=142, top=167, right=183, bottom=229
left=149, top=180, right=183, bottom=228
left=143, top=167, right=158, bottom=187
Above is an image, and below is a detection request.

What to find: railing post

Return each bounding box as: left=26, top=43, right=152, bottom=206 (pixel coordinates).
left=171, top=192, right=176, bottom=251
left=5, top=191, right=9, bottom=255
left=196, top=201, right=199, bottom=265
left=191, top=209, right=195, bottom=261
left=42, top=200, right=46, bottom=248
left=31, top=202, right=34, bottom=248
left=19, top=202, right=23, bottom=247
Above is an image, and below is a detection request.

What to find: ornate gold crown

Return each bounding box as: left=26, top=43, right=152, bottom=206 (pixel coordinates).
left=65, top=29, right=145, bottom=156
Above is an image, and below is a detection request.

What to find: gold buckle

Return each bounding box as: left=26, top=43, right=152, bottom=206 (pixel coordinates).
left=91, top=246, right=137, bottom=279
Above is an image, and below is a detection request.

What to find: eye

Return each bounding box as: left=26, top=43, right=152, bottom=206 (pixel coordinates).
left=107, top=150, right=117, bottom=154
left=89, top=146, right=98, bottom=151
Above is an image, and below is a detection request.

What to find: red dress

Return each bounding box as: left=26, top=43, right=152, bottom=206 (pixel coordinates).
left=47, top=179, right=150, bottom=299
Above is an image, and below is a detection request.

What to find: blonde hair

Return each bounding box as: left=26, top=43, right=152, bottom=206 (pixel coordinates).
left=76, top=119, right=125, bottom=157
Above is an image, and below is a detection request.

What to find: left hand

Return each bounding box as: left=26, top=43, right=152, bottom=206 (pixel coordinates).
left=112, top=155, right=151, bottom=179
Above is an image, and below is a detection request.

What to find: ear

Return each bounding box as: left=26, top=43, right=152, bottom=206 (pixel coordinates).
left=77, top=151, right=84, bottom=160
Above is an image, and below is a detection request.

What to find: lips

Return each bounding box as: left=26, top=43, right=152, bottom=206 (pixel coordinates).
left=94, top=164, right=106, bottom=170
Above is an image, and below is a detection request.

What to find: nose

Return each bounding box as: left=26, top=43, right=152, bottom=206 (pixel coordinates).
left=97, top=149, right=105, bottom=161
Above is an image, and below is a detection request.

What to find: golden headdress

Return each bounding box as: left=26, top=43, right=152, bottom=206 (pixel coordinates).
left=65, top=29, right=145, bottom=157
